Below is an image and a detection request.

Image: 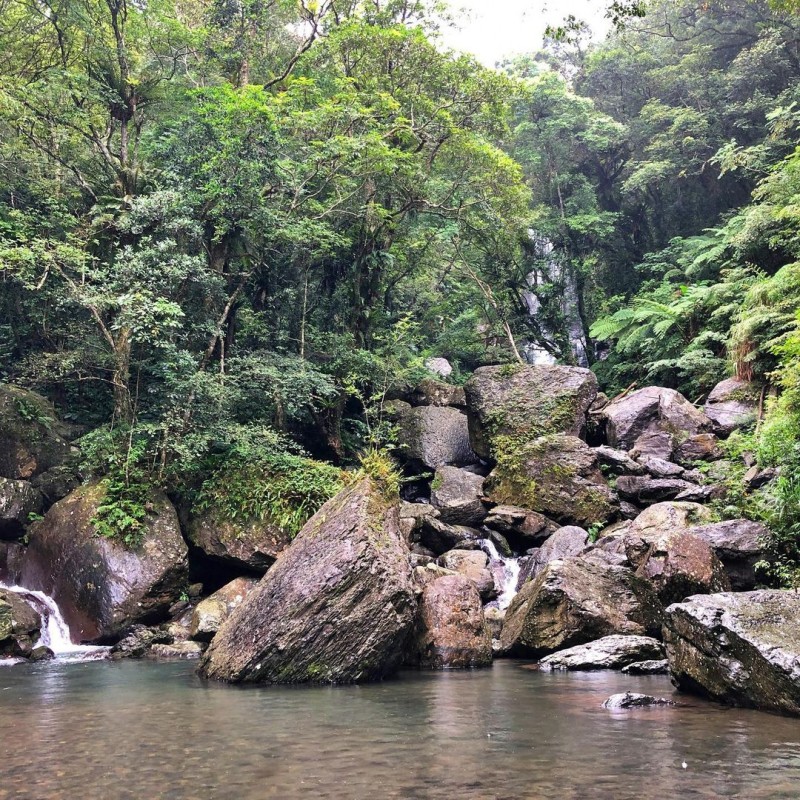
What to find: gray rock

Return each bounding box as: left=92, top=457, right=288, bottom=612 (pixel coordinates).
left=675, top=433, right=722, bottom=465
left=636, top=455, right=685, bottom=479
left=485, top=434, right=617, bottom=528
left=399, top=502, right=439, bottom=541
left=690, top=519, right=766, bottom=590
left=190, top=577, right=258, bottom=642
left=615, top=476, right=710, bottom=505
left=517, top=526, right=589, bottom=587
left=409, top=378, right=465, bottom=408
left=184, top=514, right=291, bottom=574
left=499, top=557, right=663, bottom=658
left=111, top=625, right=173, bottom=659
left=464, top=364, right=598, bottom=461
left=424, top=358, right=453, bottom=379
left=603, top=386, right=712, bottom=452
left=198, top=479, right=417, bottom=684
left=664, top=591, right=800, bottom=716
left=419, top=517, right=483, bottom=555
left=539, top=635, right=664, bottom=671
left=483, top=505, right=557, bottom=548
left=148, top=641, right=206, bottom=659
left=20, top=482, right=189, bottom=643
left=593, top=446, right=646, bottom=476
left=704, top=378, right=759, bottom=436
left=632, top=431, right=675, bottom=461
left=438, top=549, right=496, bottom=600
left=397, top=406, right=477, bottom=470
left=622, top=659, right=669, bottom=675
left=602, top=692, right=676, bottom=709
left=430, top=467, right=486, bottom=526
left=0, top=478, right=43, bottom=539
left=410, top=575, right=492, bottom=669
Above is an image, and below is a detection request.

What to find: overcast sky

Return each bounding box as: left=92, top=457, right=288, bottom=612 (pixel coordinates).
left=437, top=0, right=611, bottom=66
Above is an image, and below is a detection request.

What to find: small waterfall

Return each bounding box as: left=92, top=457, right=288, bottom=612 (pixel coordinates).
left=0, top=582, right=109, bottom=663
left=480, top=540, right=520, bottom=611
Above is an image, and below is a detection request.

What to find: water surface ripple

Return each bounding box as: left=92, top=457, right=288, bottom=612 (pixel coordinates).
left=1, top=660, right=799, bottom=799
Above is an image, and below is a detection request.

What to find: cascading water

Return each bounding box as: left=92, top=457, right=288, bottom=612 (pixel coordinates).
left=480, top=540, right=520, bottom=611
left=0, top=581, right=108, bottom=663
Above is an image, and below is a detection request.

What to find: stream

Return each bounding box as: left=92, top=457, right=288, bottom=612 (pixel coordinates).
left=2, top=660, right=800, bottom=799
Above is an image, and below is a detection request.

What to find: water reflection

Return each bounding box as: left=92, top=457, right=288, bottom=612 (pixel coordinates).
left=0, top=660, right=799, bottom=799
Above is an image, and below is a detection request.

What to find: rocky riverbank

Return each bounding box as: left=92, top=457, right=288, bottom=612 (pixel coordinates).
left=1, top=367, right=797, bottom=716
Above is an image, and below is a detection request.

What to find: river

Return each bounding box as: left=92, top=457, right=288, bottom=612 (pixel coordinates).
left=1, top=660, right=799, bottom=799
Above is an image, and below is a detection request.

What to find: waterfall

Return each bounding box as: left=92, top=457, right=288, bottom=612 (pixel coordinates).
left=0, top=581, right=109, bottom=662
left=522, top=234, right=589, bottom=368
left=480, top=540, right=520, bottom=611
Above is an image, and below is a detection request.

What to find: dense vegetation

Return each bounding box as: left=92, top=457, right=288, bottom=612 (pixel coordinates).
left=0, top=0, right=798, bottom=566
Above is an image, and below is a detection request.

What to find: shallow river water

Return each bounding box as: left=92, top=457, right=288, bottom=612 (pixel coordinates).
left=1, top=659, right=799, bottom=800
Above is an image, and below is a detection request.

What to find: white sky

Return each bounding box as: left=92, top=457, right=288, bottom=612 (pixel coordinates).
left=437, top=0, right=611, bottom=66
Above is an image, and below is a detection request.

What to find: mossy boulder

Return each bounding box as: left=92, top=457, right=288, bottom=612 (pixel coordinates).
left=19, top=482, right=189, bottom=643
left=0, top=588, right=42, bottom=658
left=500, top=557, right=663, bottom=658
left=184, top=514, right=292, bottom=574
left=198, top=478, right=417, bottom=684
left=464, top=364, right=598, bottom=461
left=0, top=478, right=44, bottom=539
left=664, top=591, right=800, bottom=716
left=410, top=574, right=492, bottom=669
left=0, top=384, right=74, bottom=480
left=484, top=434, right=617, bottom=528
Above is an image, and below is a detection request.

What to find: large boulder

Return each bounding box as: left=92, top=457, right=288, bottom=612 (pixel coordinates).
left=419, top=517, right=483, bottom=555
left=623, top=529, right=730, bottom=605
left=184, top=514, right=291, bottom=574
left=409, top=378, right=465, bottom=409
left=430, top=466, right=486, bottom=526
left=517, top=526, right=589, bottom=588
left=628, top=502, right=713, bottom=538
left=198, top=479, right=417, bottom=684
left=499, top=558, right=662, bottom=658
left=396, top=406, right=476, bottom=470
left=690, top=520, right=766, bottom=590
left=603, top=387, right=712, bottom=453
left=190, top=577, right=258, bottom=642
left=19, top=482, right=188, bottom=643
left=485, top=434, right=617, bottom=528
left=0, top=385, right=74, bottom=480
left=615, top=476, right=711, bottom=505
left=411, top=574, right=492, bottom=669
left=0, top=478, right=44, bottom=539
left=539, top=635, right=665, bottom=671
left=0, top=588, right=41, bottom=657
left=664, top=591, right=800, bottom=716
left=438, top=549, right=496, bottom=600
left=464, top=364, right=597, bottom=461
left=704, top=378, right=759, bottom=436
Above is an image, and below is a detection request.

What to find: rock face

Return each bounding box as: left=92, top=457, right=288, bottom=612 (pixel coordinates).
left=0, top=589, right=41, bottom=657
left=500, top=558, right=662, bottom=658
left=664, top=591, right=800, bottom=716
left=603, top=387, right=712, bottom=452
left=539, top=635, right=665, bottom=671
left=0, top=385, right=74, bottom=480
left=691, top=520, right=766, bottom=590
left=190, top=577, right=258, bottom=641
left=184, top=515, right=291, bottom=574
left=397, top=406, right=476, bottom=470
left=464, top=364, right=597, bottom=461
left=704, top=378, right=759, bottom=436
left=517, top=526, right=590, bottom=588
left=19, top=482, right=189, bottom=643
left=0, top=478, right=44, bottom=539
left=411, top=575, right=491, bottom=669
left=198, top=479, right=417, bottom=684
left=485, top=434, right=617, bottom=528
left=430, top=467, right=486, bottom=526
